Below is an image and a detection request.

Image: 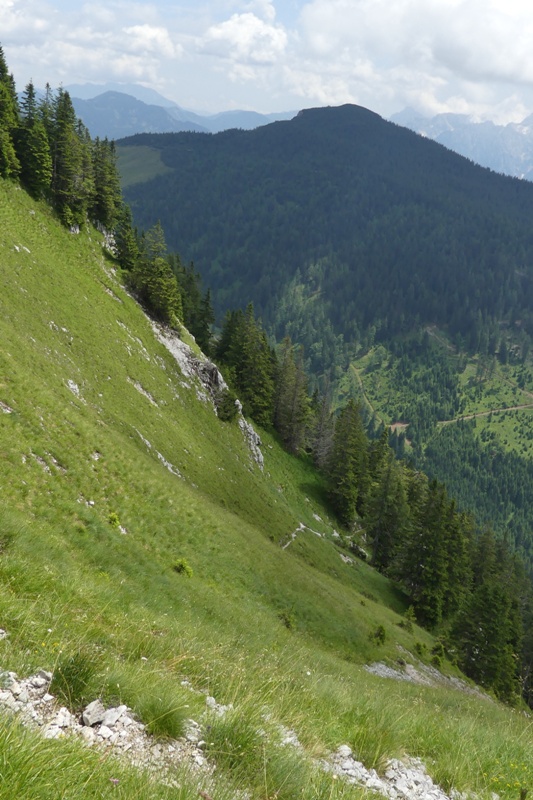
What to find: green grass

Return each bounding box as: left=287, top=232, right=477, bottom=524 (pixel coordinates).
left=116, top=145, right=174, bottom=188
left=1, top=179, right=533, bottom=798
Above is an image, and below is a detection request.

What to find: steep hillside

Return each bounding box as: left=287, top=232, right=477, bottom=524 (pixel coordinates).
left=117, top=104, right=533, bottom=563
left=2, top=181, right=533, bottom=798
left=119, top=104, right=533, bottom=375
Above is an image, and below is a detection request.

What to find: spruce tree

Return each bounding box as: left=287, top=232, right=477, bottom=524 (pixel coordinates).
left=50, top=88, right=87, bottom=225
left=0, top=46, right=20, bottom=179
left=274, top=337, right=311, bottom=454
left=132, top=222, right=182, bottom=327
left=114, top=204, right=139, bottom=271
left=326, top=400, right=368, bottom=527
left=90, top=138, right=122, bottom=229
left=367, top=450, right=410, bottom=572
left=17, top=81, right=52, bottom=197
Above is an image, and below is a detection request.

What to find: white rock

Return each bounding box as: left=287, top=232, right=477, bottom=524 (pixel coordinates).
left=80, top=727, right=96, bottom=745
left=82, top=699, right=106, bottom=726
left=102, top=707, right=124, bottom=727
left=97, top=725, right=113, bottom=740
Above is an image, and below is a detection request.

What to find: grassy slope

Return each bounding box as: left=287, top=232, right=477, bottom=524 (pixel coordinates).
left=341, top=336, right=533, bottom=456
left=0, top=181, right=532, bottom=799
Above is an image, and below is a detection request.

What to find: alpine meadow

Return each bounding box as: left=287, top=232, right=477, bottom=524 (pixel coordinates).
left=2, top=44, right=533, bottom=800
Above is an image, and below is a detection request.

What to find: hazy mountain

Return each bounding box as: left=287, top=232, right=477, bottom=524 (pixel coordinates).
left=390, top=108, right=533, bottom=180
left=71, top=92, right=207, bottom=139
left=64, top=82, right=297, bottom=140
left=65, top=81, right=177, bottom=107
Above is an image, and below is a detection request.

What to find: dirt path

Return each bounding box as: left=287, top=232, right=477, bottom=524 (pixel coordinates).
left=350, top=365, right=384, bottom=424
left=438, top=403, right=533, bottom=425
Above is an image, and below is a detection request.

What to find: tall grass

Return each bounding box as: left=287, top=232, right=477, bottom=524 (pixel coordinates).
left=0, top=180, right=532, bottom=799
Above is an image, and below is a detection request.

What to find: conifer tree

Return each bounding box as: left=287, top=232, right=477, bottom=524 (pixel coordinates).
left=216, top=305, right=274, bottom=425
left=309, top=389, right=334, bottom=469
left=0, top=45, right=20, bottom=179
left=326, top=400, right=368, bottom=527
left=50, top=89, right=89, bottom=225
left=397, top=479, right=450, bottom=627
left=90, top=137, right=122, bottom=229
left=132, top=222, right=182, bottom=327
left=274, top=337, right=311, bottom=454
left=114, top=204, right=139, bottom=271
left=367, top=450, right=410, bottom=571
left=16, top=82, right=52, bottom=197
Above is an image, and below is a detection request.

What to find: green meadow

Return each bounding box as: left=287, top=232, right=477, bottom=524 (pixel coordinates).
left=0, top=179, right=532, bottom=798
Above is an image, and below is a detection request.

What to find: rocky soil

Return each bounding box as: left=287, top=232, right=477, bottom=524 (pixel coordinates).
left=0, top=665, right=496, bottom=800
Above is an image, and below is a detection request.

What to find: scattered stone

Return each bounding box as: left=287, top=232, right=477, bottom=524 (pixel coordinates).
left=82, top=699, right=106, bottom=726
left=0, top=667, right=473, bottom=800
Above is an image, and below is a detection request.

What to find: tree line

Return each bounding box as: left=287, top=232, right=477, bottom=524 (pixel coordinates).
left=215, top=306, right=533, bottom=706
left=0, top=45, right=213, bottom=347
left=0, top=46, right=122, bottom=229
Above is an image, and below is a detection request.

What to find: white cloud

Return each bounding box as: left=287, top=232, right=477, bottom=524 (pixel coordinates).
left=122, top=24, right=180, bottom=58
left=4, top=0, right=533, bottom=120
left=200, top=11, right=287, bottom=66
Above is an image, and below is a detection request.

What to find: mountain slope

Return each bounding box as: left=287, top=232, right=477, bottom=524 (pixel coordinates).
left=72, top=92, right=208, bottom=138
left=390, top=108, right=533, bottom=180
left=119, top=104, right=533, bottom=376
left=2, top=178, right=533, bottom=797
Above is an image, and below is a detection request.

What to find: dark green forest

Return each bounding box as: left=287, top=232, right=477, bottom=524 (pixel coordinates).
left=120, top=105, right=533, bottom=380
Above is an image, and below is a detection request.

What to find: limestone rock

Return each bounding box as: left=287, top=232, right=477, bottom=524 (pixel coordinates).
left=82, top=699, right=106, bottom=727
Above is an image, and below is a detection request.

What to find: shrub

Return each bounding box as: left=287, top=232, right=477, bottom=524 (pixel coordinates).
left=173, top=558, right=193, bottom=577
left=370, top=625, right=386, bottom=645
left=108, top=511, right=120, bottom=529
left=216, top=388, right=239, bottom=422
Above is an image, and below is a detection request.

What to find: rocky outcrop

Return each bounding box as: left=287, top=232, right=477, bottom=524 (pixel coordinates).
left=152, top=323, right=264, bottom=470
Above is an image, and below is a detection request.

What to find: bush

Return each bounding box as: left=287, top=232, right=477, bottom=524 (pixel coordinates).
left=173, top=558, right=193, bottom=577
left=108, top=511, right=120, bottom=529
left=216, top=388, right=239, bottom=422
left=370, top=625, right=386, bottom=645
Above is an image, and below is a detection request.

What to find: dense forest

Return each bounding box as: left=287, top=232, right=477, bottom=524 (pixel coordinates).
left=120, top=105, right=533, bottom=380
left=3, top=43, right=533, bottom=709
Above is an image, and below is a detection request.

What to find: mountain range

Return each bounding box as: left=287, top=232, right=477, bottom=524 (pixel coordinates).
left=391, top=107, right=533, bottom=180
left=64, top=81, right=533, bottom=181
left=63, top=83, right=296, bottom=140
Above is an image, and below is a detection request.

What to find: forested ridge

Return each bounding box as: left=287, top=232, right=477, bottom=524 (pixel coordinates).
left=3, top=42, right=533, bottom=710
left=120, top=104, right=533, bottom=379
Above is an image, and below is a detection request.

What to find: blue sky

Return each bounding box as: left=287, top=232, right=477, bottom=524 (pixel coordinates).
left=3, top=0, right=533, bottom=122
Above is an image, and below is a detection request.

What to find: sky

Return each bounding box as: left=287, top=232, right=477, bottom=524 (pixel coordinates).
left=3, top=0, right=533, bottom=122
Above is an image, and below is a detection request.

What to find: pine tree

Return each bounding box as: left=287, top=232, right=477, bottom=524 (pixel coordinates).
left=90, top=138, right=122, bottom=229
left=274, top=337, right=311, bottom=454
left=0, top=46, right=20, bottom=179
left=397, top=479, right=450, bottom=627
left=326, top=400, right=368, bottom=527
left=50, top=88, right=88, bottom=225
left=131, top=222, right=182, bottom=326
left=216, top=305, right=274, bottom=426
left=367, top=450, right=410, bottom=571
left=114, top=204, right=139, bottom=271
left=17, top=81, right=52, bottom=197
left=453, top=580, right=521, bottom=702
left=309, top=390, right=334, bottom=469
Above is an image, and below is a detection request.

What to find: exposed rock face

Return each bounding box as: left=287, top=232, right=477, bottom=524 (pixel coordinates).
left=152, top=323, right=264, bottom=470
